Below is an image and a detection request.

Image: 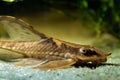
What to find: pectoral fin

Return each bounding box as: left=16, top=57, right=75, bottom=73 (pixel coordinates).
left=14, top=58, right=48, bottom=67
left=36, top=59, right=76, bottom=70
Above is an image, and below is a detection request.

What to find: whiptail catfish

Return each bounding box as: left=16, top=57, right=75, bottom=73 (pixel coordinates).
left=0, top=16, right=111, bottom=70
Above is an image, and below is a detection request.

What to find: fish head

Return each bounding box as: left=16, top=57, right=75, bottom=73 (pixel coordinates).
left=76, top=45, right=111, bottom=64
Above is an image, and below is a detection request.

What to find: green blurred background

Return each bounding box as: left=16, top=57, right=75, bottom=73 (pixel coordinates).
left=0, top=0, right=120, bottom=49
left=0, top=1, right=120, bottom=80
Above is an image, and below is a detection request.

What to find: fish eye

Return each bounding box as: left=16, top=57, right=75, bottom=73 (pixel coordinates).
left=79, top=48, right=87, bottom=53
left=79, top=48, right=98, bottom=56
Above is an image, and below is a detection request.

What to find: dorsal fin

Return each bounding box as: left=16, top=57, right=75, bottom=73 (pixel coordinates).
left=0, top=16, right=48, bottom=41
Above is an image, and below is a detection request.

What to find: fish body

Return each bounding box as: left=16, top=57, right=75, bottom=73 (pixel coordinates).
left=0, top=16, right=111, bottom=70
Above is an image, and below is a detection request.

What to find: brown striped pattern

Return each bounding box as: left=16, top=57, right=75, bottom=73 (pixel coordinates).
left=0, top=39, right=71, bottom=60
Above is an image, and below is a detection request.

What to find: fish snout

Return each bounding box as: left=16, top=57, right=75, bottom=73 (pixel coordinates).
left=105, top=52, right=112, bottom=56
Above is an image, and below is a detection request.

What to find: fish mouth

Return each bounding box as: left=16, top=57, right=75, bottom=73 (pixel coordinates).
left=76, top=57, right=107, bottom=65
left=87, top=57, right=107, bottom=64
left=74, top=57, right=108, bottom=68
